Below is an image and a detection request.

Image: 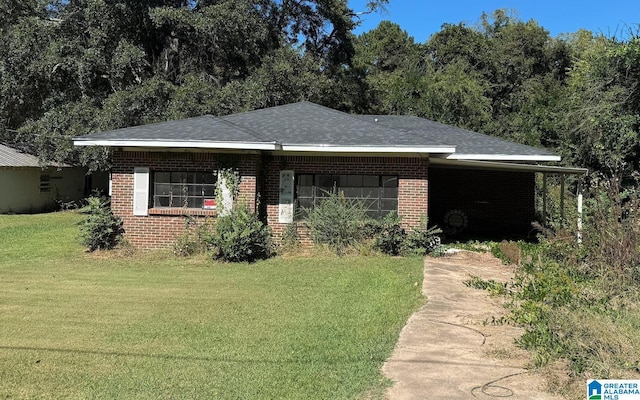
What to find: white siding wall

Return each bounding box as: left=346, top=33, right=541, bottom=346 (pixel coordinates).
left=0, top=167, right=87, bottom=213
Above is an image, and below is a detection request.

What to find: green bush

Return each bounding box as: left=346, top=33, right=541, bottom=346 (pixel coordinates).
left=371, top=211, right=406, bottom=256
left=303, top=191, right=372, bottom=255
left=210, top=205, right=272, bottom=262
left=404, top=217, right=442, bottom=255
left=78, top=196, right=124, bottom=251
left=173, top=216, right=214, bottom=257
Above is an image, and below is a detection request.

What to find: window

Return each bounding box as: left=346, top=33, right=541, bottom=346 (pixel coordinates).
left=296, top=174, right=398, bottom=218
left=40, top=174, right=51, bottom=193
left=152, top=171, right=216, bottom=209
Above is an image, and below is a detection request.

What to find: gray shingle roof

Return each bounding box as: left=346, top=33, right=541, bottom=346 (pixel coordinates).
left=0, top=144, right=41, bottom=167
left=75, top=101, right=557, bottom=159
left=221, top=102, right=450, bottom=148
left=357, top=115, right=557, bottom=157
left=79, top=115, right=272, bottom=144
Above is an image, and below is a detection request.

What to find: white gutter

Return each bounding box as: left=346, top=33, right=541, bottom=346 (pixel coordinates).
left=280, top=145, right=456, bottom=153
left=444, top=154, right=561, bottom=162
left=73, top=139, right=280, bottom=151
left=430, top=158, right=588, bottom=174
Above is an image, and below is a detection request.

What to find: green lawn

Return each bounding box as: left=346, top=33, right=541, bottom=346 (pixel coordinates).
left=0, top=212, right=425, bottom=399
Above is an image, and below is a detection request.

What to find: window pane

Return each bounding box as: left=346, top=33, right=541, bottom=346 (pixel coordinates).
left=171, top=172, right=187, bottom=183
left=346, top=175, right=363, bottom=187
left=316, top=175, right=334, bottom=189
left=381, top=187, right=398, bottom=198
left=362, top=187, right=378, bottom=199
left=297, top=175, right=313, bottom=198
left=188, top=185, right=201, bottom=196
left=298, top=174, right=313, bottom=186
left=202, top=173, right=216, bottom=185
left=297, top=198, right=314, bottom=210
left=155, top=196, right=170, bottom=207
left=362, top=175, right=379, bottom=187
left=186, top=173, right=199, bottom=184
left=382, top=176, right=398, bottom=187
left=172, top=195, right=186, bottom=208
left=203, top=185, right=215, bottom=197
left=155, top=172, right=170, bottom=184
left=381, top=199, right=398, bottom=212
left=342, top=187, right=361, bottom=198
left=155, top=183, right=171, bottom=195
left=186, top=197, right=202, bottom=208
left=171, top=184, right=185, bottom=196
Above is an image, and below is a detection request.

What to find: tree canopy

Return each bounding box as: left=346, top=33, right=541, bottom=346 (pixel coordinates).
left=1, top=3, right=639, bottom=181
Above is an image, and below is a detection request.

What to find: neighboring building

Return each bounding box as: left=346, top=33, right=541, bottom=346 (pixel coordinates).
left=0, top=143, right=106, bottom=213
left=74, top=101, right=585, bottom=248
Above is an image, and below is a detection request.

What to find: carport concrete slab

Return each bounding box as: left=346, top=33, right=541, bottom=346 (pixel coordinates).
left=382, top=252, right=564, bottom=399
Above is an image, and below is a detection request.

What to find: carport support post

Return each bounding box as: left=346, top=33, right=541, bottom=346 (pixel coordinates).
left=577, top=177, right=583, bottom=244
left=560, top=174, right=565, bottom=220
left=542, top=173, right=547, bottom=225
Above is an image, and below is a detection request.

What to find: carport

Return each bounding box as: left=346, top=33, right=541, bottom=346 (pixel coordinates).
left=428, top=158, right=588, bottom=240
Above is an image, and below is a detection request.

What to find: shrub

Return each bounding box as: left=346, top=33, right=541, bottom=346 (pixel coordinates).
left=371, top=212, right=406, bottom=256
left=78, top=196, right=124, bottom=251
left=173, top=216, right=214, bottom=257
left=210, top=205, right=272, bottom=262
left=303, top=191, right=372, bottom=255
left=404, top=217, right=442, bottom=255
left=280, top=221, right=300, bottom=250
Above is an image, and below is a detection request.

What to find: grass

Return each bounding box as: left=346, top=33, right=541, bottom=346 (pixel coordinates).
left=0, top=212, right=425, bottom=399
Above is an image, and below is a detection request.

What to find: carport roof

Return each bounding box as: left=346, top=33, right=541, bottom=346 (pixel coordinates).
left=74, top=101, right=560, bottom=162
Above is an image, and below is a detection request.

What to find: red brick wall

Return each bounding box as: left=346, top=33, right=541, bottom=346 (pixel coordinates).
left=264, top=155, right=429, bottom=241
left=111, top=150, right=260, bottom=248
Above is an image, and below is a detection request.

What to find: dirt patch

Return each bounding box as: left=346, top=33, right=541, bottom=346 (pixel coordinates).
left=382, top=251, right=566, bottom=399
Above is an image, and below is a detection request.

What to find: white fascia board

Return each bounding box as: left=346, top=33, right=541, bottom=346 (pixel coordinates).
left=280, top=145, right=456, bottom=153
left=445, top=154, right=561, bottom=162
left=430, top=158, right=588, bottom=174
left=73, top=139, right=280, bottom=151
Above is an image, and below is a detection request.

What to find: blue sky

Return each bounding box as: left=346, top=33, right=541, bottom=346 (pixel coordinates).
left=349, top=0, right=640, bottom=42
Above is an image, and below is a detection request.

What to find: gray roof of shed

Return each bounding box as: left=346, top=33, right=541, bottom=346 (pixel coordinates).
left=75, top=101, right=557, bottom=159
left=0, top=143, right=41, bottom=167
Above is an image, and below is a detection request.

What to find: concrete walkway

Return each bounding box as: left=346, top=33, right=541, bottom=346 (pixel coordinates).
left=382, top=252, right=563, bottom=399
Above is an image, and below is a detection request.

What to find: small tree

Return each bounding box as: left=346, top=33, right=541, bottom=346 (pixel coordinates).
left=371, top=211, right=406, bottom=256
left=210, top=204, right=272, bottom=263
left=304, top=191, right=372, bottom=255
left=79, top=196, right=124, bottom=251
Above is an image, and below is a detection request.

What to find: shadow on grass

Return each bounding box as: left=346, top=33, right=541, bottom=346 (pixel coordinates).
left=0, top=345, right=386, bottom=364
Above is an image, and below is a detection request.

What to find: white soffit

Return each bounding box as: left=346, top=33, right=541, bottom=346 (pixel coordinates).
left=430, top=158, right=587, bottom=174
left=444, top=153, right=561, bottom=162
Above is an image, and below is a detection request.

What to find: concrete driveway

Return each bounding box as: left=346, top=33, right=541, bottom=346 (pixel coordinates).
left=382, top=252, right=564, bottom=399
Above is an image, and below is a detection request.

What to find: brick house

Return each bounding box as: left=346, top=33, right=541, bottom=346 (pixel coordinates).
left=74, top=101, right=584, bottom=248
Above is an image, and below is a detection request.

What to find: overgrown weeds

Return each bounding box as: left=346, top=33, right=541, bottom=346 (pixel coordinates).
left=467, top=175, right=640, bottom=397
left=303, top=191, right=442, bottom=256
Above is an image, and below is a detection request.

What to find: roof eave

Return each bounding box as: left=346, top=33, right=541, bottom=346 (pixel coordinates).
left=73, top=139, right=280, bottom=151
left=443, top=154, right=561, bottom=162
left=280, top=145, right=455, bottom=153
left=430, top=158, right=587, bottom=174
